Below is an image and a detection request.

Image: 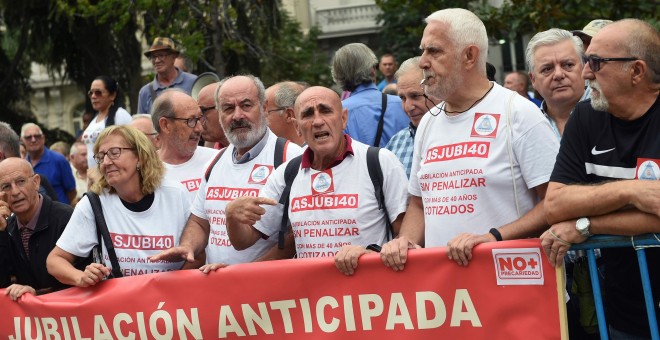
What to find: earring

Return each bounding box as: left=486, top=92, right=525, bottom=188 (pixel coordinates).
left=136, top=164, right=141, bottom=172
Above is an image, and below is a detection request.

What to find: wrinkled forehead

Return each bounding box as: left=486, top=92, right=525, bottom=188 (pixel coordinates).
left=295, top=88, right=341, bottom=113
left=218, top=78, right=258, bottom=104
left=0, top=158, right=34, bottom=178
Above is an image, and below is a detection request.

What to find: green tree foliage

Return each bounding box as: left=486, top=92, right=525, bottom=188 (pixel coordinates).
left=375, top=0, right=659, bottom=63
left=0, top=0, right=330, bottom=131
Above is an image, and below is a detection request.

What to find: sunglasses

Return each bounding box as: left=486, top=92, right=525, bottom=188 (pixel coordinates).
left=87, top=89, right=107, bottom=97
left=582, top=55, right=638, bottom=73
left=23, top=134, right=43, bottom=141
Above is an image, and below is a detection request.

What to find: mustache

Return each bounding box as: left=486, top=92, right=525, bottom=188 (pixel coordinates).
left=229, top=119, right=252, bottom=131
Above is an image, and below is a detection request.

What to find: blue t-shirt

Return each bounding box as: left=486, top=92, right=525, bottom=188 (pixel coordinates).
left=343, top=83, right=409, bottom=147
left=29, top=148, right=76, bottom=204
left=137, top=68, right=197, bottom=114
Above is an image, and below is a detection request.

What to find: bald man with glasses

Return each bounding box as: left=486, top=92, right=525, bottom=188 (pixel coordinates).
left=151, top=90, right=219, bottom=202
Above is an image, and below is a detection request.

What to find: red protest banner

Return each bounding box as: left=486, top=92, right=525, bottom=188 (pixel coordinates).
left=0, top=239, right=566, bottom=339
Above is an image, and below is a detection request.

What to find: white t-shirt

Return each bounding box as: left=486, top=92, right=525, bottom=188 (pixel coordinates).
left=82, top=108, right=133, bottom=168
left=255, top=139, right=409, bottom=258
left=191, top=132, right=303, bottom=264
left=410, top=83, right=559, bottom=247
left=164, top=146, right=220, bottom=202
left=57, top=180, right=191, bottom=276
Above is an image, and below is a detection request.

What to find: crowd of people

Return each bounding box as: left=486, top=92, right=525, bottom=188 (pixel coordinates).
left=0, top=8, right=658, bottom=339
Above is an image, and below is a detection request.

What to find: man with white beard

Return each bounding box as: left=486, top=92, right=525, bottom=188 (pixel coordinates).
left=379, top=8, right=559, bottom=270
left=151, top=75, right=303, bottom=268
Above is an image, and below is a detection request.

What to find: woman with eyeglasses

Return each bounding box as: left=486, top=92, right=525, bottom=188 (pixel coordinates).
left=47, top=125, right=195, bottom=286
left=81, top=76, right=132, bottom=169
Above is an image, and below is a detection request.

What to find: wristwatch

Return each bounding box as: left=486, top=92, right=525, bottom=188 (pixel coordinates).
left=575, top=217, right=592, bottom=237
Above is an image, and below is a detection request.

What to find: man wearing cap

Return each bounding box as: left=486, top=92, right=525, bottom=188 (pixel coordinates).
left=572, top=19, right=612, bottom=50
left=138, top=37, right=197, bottom=114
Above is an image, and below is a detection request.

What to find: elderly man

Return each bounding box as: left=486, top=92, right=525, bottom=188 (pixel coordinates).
left=197, top=82, right=229, bottom=150
left=0, top=158, right=73, bottom=300
left=379, top=8, right=559, bottom=270
left=504, top=71, right=542, bottom=107
left=69, top=142, right=88, bottom=205
left=152, top=90, right=219, bottom=201
left=332, top=43, right=409, bottom=147
left=130, top=114, right=161, bottom=150
left=526, top=29, right=588, bottom=138
left=386, top=57, right=440, bottom=178
left=150, top=75, right=303, bottom=268
left=377, top=54, right=398, bottom=91
left=137, top=37, right=197, bottom=114
left=264, top=82, right=306, bottom=146
left=21, top=123, right=76, bottom=205
left=572, top=19, right=613, bottom=50
left=222, top=86, right=409, bottom=275
left=541, top=19, right=660, bottom=339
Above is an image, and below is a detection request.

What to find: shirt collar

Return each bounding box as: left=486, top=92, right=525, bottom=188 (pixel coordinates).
left=349, top=83, right=378, bottom=96
left=231, top=129, right=271, bottom=164
left=153, top=67, right=185, bottom=90
left=301, top=134, right=354, bottom=170
left=18, top=194, right=43, bottom=232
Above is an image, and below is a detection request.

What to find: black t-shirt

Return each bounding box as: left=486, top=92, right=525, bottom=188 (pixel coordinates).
left=551, top=95, right=660, bottom=337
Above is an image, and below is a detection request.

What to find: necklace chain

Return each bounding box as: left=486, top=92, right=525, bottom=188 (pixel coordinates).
left=432, top=83, right=494, bottom=116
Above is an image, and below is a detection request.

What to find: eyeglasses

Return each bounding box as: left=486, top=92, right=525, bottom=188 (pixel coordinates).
left=200, top=105, right=216, bottom=114
left=149, top=53, right=173, bottom=61
left=582, top=55, right=638, bottom=73
left=22, top=134, right=43, bottom=141
left=167, top=115, right=207, bottom=128
left=267, top=107, right=286, bottom=115
left=93, top=147, right=135, bottom=165
left=87, top=89, right=107, bottom=97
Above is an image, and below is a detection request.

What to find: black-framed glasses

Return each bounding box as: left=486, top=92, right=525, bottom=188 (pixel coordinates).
left=582, top=55, right=638, bottom=72
left=167, top=115, right=207, bottom=128
left=22, top=134, right=43, bottom=141
left=93, top=147, right=135, bottom=165
left=267, top=107, right=286, bottom=115
left=87, top=89, right=107, bottom=97
left=200, top=105, right=216, bottom=114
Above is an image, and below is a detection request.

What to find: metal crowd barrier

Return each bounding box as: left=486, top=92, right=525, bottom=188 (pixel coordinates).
left=570, top=234, right=660, bottom=340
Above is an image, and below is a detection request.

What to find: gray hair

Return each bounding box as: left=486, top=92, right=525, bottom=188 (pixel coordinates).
left=395, top=57, right=422, bottom=81
left=618, top=19, right=660, bottom=84
left=132, top=113, right=153, bottom=122
left=69, top=141, right=85, bottom=156
left=275, top=82, right=305, bottom=112
left=20, top=122, right=42, bottom=137
left=0, top=121, right=20, bottom=158
left=150, top=91, right=179, bottom=133
left=525, top=28, right=584, bottom=72
left=331, top=43, right=378, bottom=91
left=425, top=8, right=488, bottom=74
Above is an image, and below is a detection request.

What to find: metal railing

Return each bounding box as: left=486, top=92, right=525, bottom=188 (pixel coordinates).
left=570, top=234, right=660, bottom=339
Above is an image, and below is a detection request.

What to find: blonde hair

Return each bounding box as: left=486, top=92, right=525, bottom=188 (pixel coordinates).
left=91, top=125, right=163, bottom=195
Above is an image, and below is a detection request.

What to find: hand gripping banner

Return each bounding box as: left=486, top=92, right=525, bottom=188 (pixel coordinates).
left=1, top=239, right=566, bottom=339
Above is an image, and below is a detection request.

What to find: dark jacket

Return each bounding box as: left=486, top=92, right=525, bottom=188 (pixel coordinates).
left=0, top=194, right=73, bottom=293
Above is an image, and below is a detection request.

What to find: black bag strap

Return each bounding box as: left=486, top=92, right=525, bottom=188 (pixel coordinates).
left=204, top=148, right=227, bottom=182
left=274, top=137, right=288, bottom=169
left=366, top=146, right=394, bottom=240
left=374, top=93, right=387, bottom=147
left=83, top=192, right=123, bottom=278
left=278, top=155, right=303, bottom=249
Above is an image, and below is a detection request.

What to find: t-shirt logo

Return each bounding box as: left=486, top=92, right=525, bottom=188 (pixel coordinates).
left=636, top=158, right=660, bottom=180
left=470, top=113, right=500, bottom=138
left=248, top=164, right=273, bottom=185
left=311, top=170, right=334, bottom=196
